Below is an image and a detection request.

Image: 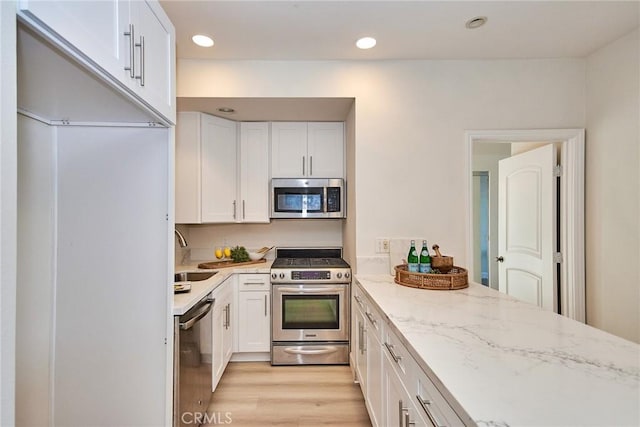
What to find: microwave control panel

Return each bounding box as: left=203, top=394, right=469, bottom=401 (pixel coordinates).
left=326, top=187, right=341, bottom=212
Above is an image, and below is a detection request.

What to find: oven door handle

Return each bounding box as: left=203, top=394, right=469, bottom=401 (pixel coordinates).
left=283, top=346, right=339, bottom=355
left=277, top=287, right=344, bottom=293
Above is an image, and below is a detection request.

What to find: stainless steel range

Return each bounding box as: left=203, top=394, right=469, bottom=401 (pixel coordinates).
left=271, top=248, right=351, bottom=365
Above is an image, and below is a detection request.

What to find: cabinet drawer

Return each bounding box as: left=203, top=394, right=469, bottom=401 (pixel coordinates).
left=382, top=327, right=412, bottom=387
left=238, top=273, right=270, bottom=291
left=354, top=284, right=383, bottom=340
left=409, top=362, right=465, bottom=427
left=352, top=284, right=367, bottom=313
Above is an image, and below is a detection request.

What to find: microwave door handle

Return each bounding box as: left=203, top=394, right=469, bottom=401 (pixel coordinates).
left=323, top=186, right=328, bottom=213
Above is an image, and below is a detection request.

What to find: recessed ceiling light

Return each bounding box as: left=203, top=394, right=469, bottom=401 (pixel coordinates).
left=217, top=107, right=235, bottom=114
left=465, top=16, right=488, bottom=29
left=192, top=34, right=214, bottom=47
left=356, top=37, right=377, bottom=50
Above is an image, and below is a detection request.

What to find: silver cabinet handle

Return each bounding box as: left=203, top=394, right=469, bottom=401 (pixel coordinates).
left=232, top=200, right=237, bottom=220
left=134, top=36, right=145, bottom=86
left=123, top=24, right=135, bottom=78
left=416, top=395, right=446, bottom=427
left=365, top=311, right=377, bottom=327
left=222, top=304, right=227, bottom=328
left=354, top=294, right=363, bottom=306
left=404, top=409, right=415, bottom=426
left=398, top=400, right=405, bottom=427
left=243, top=282, right=266, bottom=286
left=384, top=342, right=402, bottom=363
left=226, top=303, right=231, bottom=329
left=302, top=156, right=305, bottom=175
left=310, top=156, right=313, bottom=176
left=264, top=295, right=268, bottom=316
left=242, top=200, right=246, bottom=219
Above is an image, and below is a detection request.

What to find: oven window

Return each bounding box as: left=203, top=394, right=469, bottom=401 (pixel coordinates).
left=274, top=187, right=323, bottom=213
left=281, top=294, right=339, bottom=329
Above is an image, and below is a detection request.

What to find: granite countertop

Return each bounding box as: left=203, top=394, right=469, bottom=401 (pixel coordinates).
left=173, top=260, right=272, bottom=315
left=355, top=274, right=640, bottom=427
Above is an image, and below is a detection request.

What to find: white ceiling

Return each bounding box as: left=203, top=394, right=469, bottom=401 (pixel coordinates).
left=163, top=1, right=639, bottom=120
left=161, top=1, right=639, bottom=61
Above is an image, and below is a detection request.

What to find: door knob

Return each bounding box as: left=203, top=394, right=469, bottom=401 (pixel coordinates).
left=495, top=256, right=504, bottom=262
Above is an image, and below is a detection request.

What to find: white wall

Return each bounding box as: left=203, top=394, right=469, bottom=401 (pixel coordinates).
left=16, top=115, right=55, bottom=426
left=182, top=220, right=343, bottom=263
left=586, top=28, right=640, bottom=343
left=0, top=1, right=17, bottom=424
left=178, top=58, right=586, bottom=273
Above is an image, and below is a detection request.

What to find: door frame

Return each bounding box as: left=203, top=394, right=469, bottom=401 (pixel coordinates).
left=465, top=129, right=585, bottom=322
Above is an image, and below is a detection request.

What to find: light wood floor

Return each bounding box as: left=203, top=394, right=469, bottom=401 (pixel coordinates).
left=205, top=362, right=372, bottom=427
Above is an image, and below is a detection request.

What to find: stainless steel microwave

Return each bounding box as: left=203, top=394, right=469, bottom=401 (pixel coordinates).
left=270, top=178, right=345, bottom=219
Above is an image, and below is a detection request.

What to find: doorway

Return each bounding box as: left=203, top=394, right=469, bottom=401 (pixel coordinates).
left=465, top=129, right=585, bottom=322
left=472, top=171, right=489, bottom=287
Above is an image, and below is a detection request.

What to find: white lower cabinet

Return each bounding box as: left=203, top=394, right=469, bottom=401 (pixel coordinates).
left=354, top=281, right=465, bottom=427
left=211, top=277, right=234, bottom=391
left=236, top=274, right=271, bottom=353
left=384, top=351, right=428, bottom=427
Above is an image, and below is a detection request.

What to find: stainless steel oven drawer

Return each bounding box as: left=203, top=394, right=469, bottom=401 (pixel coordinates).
left=271, top=342, right=349, bottom=365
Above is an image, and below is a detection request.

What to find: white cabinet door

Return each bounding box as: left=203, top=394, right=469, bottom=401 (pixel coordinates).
left=201, top=115, right=238, bottom=223
left=271, top=122, right=307, bottom=178
left=211, top=281, right=234, bottom=391
left=307, top=122, right=344, bottom=178
left=239, top=122, right=270, bottom=222
left=238, top=291, right=270, bottom=352
left=18, top=0, right=131, bottom=88
left=366, top=324, right=384, bottom=427
left=384, top=352, right=429, bottom=427
left=211, top=294, right=226, bottom=391
left=237, top=274, right=271, bottom=353
left=352, top=293, right=367, bottom=393
left=129, top=0, right=175, bottom=123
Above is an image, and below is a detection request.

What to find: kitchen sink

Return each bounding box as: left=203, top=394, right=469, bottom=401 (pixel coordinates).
left=174, top=271, right=217, bottom=282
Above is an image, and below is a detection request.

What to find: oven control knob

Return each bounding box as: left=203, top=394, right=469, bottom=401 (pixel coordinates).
left=345, top=272, right=350, bottom=279
left=271, top=273, right=277, bottom=280
left=337, top=272, right=342, bottom=279
left=279, top=273, right=285, bottom=279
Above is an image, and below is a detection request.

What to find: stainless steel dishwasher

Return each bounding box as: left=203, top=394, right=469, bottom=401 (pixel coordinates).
left=173, top=294, right=215, bottom=427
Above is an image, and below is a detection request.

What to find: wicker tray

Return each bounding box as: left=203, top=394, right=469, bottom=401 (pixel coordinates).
left=394, top=264, right=468, bottom=290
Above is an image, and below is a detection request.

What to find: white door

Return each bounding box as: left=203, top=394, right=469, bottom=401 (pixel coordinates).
left=498, top=144, right=557, bottom=311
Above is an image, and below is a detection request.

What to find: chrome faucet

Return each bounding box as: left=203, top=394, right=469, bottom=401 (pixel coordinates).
left=174, top=229, right=188, bottom=248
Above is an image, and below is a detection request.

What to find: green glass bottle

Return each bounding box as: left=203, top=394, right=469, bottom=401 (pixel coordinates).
left=407, top=240, right=419, bottom=272
left=419, top=240, right=432, bottom=273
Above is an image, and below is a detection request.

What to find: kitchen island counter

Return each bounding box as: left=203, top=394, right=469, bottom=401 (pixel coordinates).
left=173, top=261, right=272, bottom=315
left=355, top=274, right=640, bottom=426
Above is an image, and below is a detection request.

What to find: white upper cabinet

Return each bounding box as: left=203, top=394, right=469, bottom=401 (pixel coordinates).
left=175, top=113, right=270, bottom=224
left=271, top=122, right=308, bottom=177
left=239, top=122, right=270, bottom=223
left=18, top=0, right=176, bottom=123
left=271, top=122, right=344, bottom=178
left=201, top=114, right=238, bottom=223
left=128, top=0, right=175, bottom=122
left=307, top=122, right=345, bottom=178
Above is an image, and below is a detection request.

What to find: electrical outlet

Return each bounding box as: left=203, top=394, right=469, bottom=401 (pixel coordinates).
left=376, top=238, right=390, bottom=253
